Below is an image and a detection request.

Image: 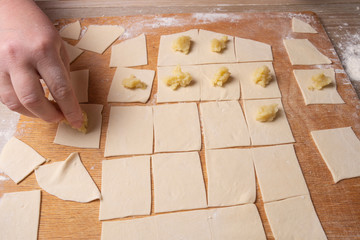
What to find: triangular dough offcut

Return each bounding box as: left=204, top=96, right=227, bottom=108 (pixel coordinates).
left=292, top=18, right=317, bottom=33
left=59, top=21, right=81, bottom=40
left=63, top=41, right=84, bottom=63
left=235, top=37, right=273, bottom=62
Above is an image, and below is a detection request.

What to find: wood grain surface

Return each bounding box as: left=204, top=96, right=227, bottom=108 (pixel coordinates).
left=1, top=12, right=359, bottom=240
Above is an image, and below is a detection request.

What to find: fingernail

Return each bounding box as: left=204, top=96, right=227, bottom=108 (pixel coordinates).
left=71, top=120, right=83, bottom=129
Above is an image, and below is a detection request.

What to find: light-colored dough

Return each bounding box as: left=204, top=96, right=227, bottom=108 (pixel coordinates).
left=110, top=34, right=147, bottom=67
left=283, top=39, right=331, bottom=65
left=200, top=63, right=240, bottom=101
left=264, top=195, right=327, bottom=240
left=76, top=25, right=125, bottom=54
left=292, top=18, right=318, bottom=33
left=311, top=127, right=360, bottom=183
left=235, top=37, right=273, bottom=62
left=243, top=99, right=295, bottom=146
left=206, top=148, right=256, bottom=207
left=153, top=103, right=201, bottom=153
left=0, top=190, right=41, bottom=240
left=152, top=152, right=207, bottom=213
left=35, top=152, right=101, bottom=202
left=0, top=137, right=45, bottom=184
left=99, top=156, right=151, bottom=220
left=104, top=106, right=153, bottom=157
left=237, top=62, right=281, bottom=99
left=293, top=68, right=344, bottom=105
left=252, top=144, right=309, bottom=203
left=157, top=29, right=199, bottom=66
left=157, top=65, right=201, bottom=103
left=54, top=104, right=103, bottom=148
left=107, top=67, right=154, bottom=103
left=63, top=41, right=83, bottom=64
left=197, top=29, right=236, bottom=64
left=59, top=21, right=81, bottom=40
left=199, top=101, right=250, bottom=149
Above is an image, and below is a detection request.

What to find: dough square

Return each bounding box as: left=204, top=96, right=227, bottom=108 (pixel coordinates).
left=104, top=106, right=153, bottom=157
left=311, top=127, right=360, bottom=183
left=197, top=29, right=236, bottom=64
left=107, top=67, right=155, bottom=103
left=0, top=190, right=41, bottom=240
left=59, top=20, right=81, bottom=40
left=54, top=104, right=103, bottom=148
left=208, top=204, right=266, bottom=240
left=206, top=148, right=256, bottom=207
left=293, top=68, right=344, bottom=105
left=156, top=65, right=201, bottom=103
left=199, top=101, right=250, bottom=149
left=152, top=152, right=207, bottom=213
left=252, top=144, right=309, bottom=203
left=63, top=41, right=83, bottom=64
left=157, top=29, right=199, bottom=66
left=0, top=137, right=45, bottom=184
left=264, top=195, right=327, bottom=240
left=110, top=34, right=147, bottom=67
left=243, top=99, right=295, bottom=146
left=292, top=18, right=318, bottom=33
left=200, top=63, right=240, bottom=101
left=235, top=37, right=273, bottom=62
left=76, top=25, right=125, bottom=54
left=153, top=103, right=201, bottom=153
left=237, top=62, right=281, bottom=100
left=99, top=156, right=151, bottom=220
left=283, top=39, right=331, bottom=65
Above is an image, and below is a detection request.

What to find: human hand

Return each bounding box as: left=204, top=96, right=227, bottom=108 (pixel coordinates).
left=0, top=0, right=83, bottom=128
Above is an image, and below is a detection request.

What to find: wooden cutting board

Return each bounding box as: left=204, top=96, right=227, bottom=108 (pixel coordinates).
left=1, top=12, right=359, bottom=240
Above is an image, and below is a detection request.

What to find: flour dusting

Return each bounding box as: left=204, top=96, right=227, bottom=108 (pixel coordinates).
left=0, top=104, right=19, bottom=152
left=192, top=13, right=243, bottom=23
left=0, top=175, right=9, bottom=182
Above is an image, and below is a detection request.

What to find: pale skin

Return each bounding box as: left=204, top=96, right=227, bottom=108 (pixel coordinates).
left=0, top=0, right=83, bottom=128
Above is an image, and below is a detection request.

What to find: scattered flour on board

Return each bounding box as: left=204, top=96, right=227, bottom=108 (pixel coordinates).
left=0, top=175, right=9, bottom=182
left=192, top=13, right=243, bottom=23
left=0, top=103, right=19, bottom=152
left=338, top=33, right=360, bottom=82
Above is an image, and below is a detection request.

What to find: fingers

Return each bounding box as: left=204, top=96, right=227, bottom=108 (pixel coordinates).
left=60, top=42, right=70, bottom=72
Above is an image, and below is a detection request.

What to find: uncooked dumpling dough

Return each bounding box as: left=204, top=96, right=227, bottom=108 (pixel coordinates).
left=292, top=18, right=317, bottom=33
left=59, top=21, right=81, bottom=40
left=35, top=152, right=101, bottom=202
left=235, top=37, right=273, bottom=62
left=63, top=41, right=84, bottom=63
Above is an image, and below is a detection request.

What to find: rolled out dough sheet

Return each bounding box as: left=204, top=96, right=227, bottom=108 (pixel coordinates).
left=311, top=127, right=360, bottom=183
left=283, top=39, right=331, bottom=65
left=243, top=99, right=295, bottom=146
left=235, top=37, right=273, bottom=62
left=99, top=156, right=151, bottom=220
left=157, top=65, right=201, bottom=103
left=252, top=144, right=309, bottom=203
left=0, top=137, right=45, bottom=184
left=63, top=41, right=84, bottom=64
left=264, top=195, right=327, bottom=240
left=35, top=152, right=101, bottom=202
left=153, top=103, right=201, bottom=153
left=59, top=20, right=81, bottom=40
left=0, top=190, right=41, bottom=240
left=54, top=104, right=103, bottom=148
left=110, top=34, right=147, bottom=67
left=206, top=148, right=256, bottom=207
left=107, top=67, right=155, bottom=103
left=237, top=62, right=281, bottom=100
left=76, top=25, right=125, bottom=54
left=199, top=101, right=250, bottom=149
left=292, top=18, right=318, bottom=33
left=293, top=68, right=344, bottom=105
left=152, top=152, right=207, bottom=213
left=104, top=106, right=153, bottom=157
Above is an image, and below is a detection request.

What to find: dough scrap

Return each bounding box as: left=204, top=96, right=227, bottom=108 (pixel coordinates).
left=107, top=67, right=155, bottom=103
left=264, top=195, right=327, bottom=240
left=104, top=106, right=153, bottom=157
left=59, top=20, right=81, bottom=40
left=153, top=103, right=201, bottom=153
left=311, top=127, right=360, bottom=183
left=205, top=148, right=256, bottom=207
left=76, top=25, right=125, bottom=54
left=0, top=190, right=41, bottom=240
left=110, top=34, right=147, bottom=67
left=252, top=144, right=309, bottom=203
left=199, top=101, right=250, bottom=149
left=293, top=68, right=344, bottom=105
left=283, top=39, right=331, bottom=65
left=243, top=99, right=295, bottom=146
left=0, top=137, right=45, bottom=184
left=63, top=41, right=84, bottom=63
left=54, top=104, right=103, bottom=148
left=99, top=156, right=151, bottom=220
left=35, top=152, right=101, bottom=202
left=292, top=18, right=317, bottom=33
left=152, top=152, right=207, bottom=213
left=235, top=37, right=273, bottom=62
